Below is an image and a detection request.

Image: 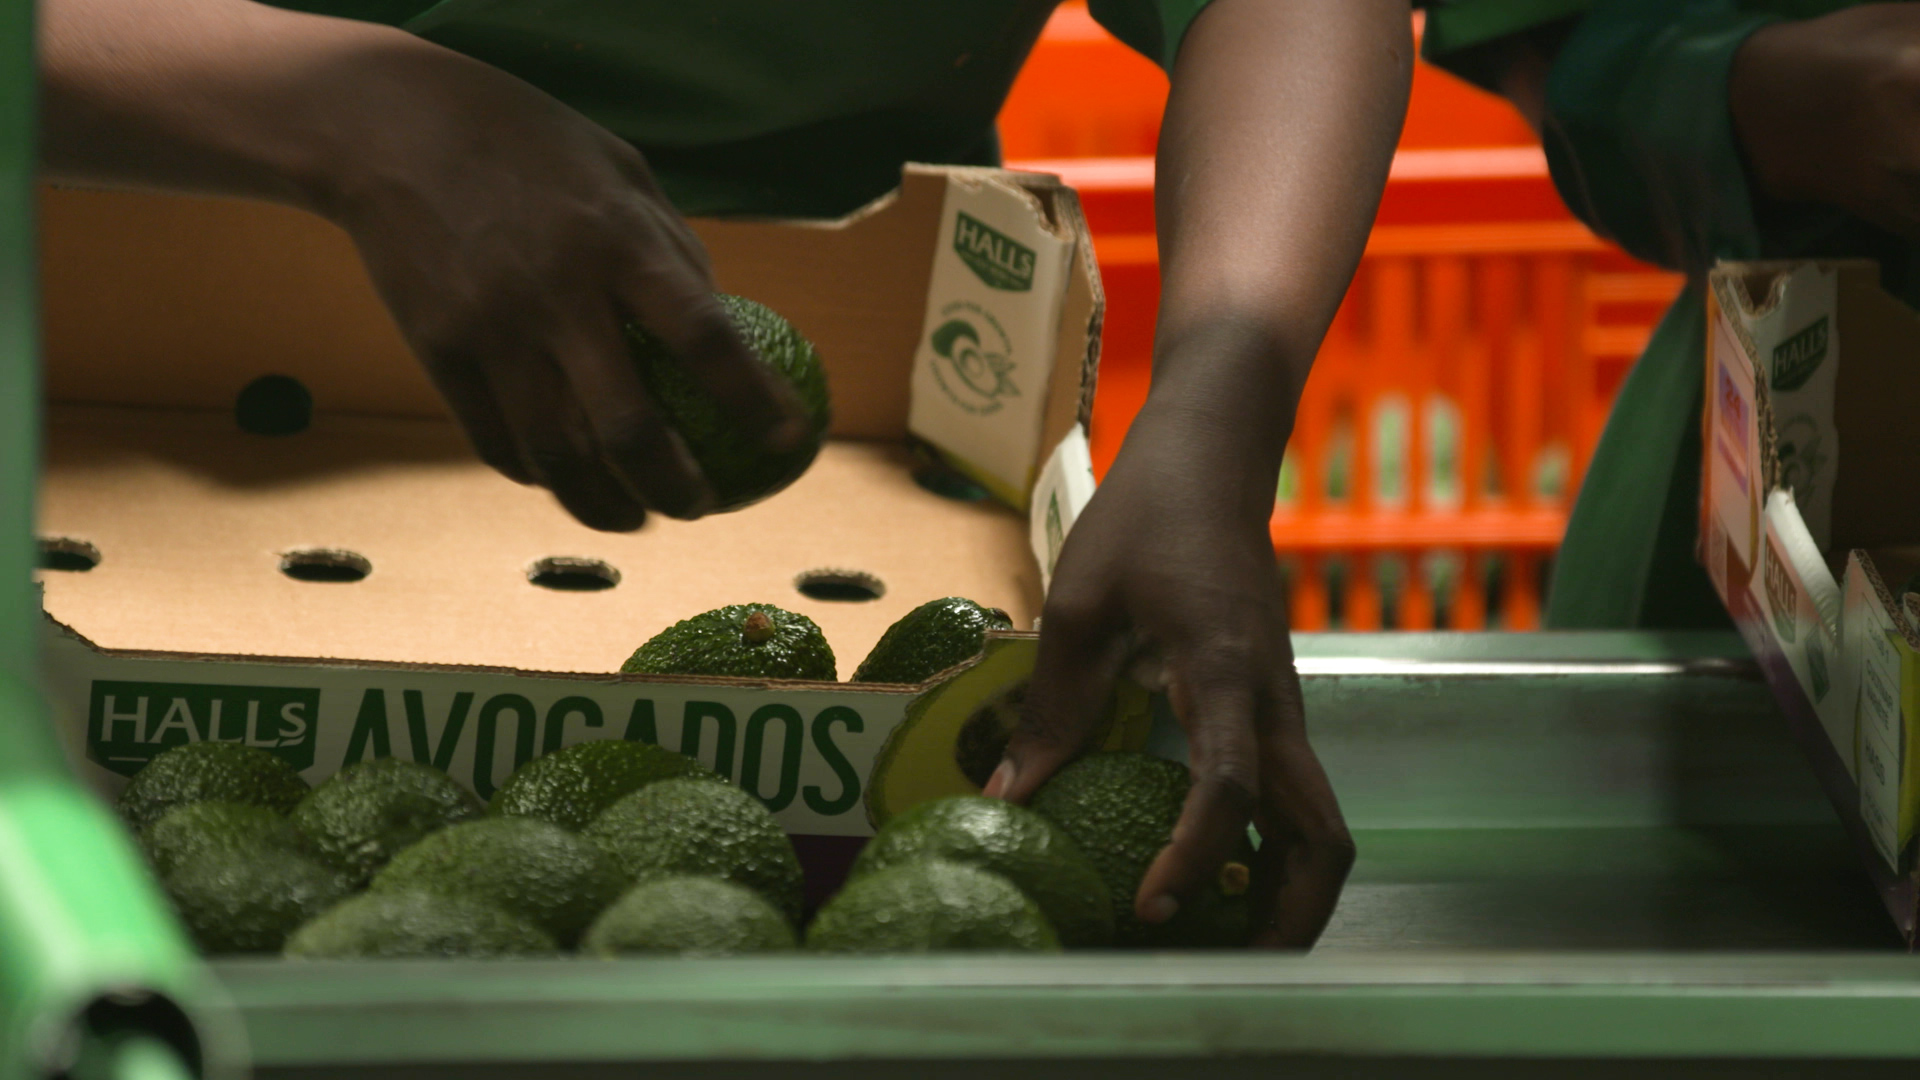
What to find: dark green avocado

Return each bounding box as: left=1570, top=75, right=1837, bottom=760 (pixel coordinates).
left=290, top=757, right=485, bottom=884
left=370, top=817, right=625, bottom=946
left=851, top=794, right=1112, bottom=947
left=285, top=890, right=556, bottom=958
left=625, top=293, right=831, bottom=511
left=490, top=740, right=719, bottom=832
left=621, top=604, right=835, bottom=681
left=582, top=876, right=796, bottom=956
left=851, top=597, right=1013, bottom=685
left=117, top=741, right=310, bottom=830
left=1030, top=752, right=1254, bottom=948
left=806, top=859, right=1060, bottom=953
left=583, top=777, right=805, bottom=926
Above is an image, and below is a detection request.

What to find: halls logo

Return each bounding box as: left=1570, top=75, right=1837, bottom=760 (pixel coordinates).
left=953, top=212, right=1035, bottom=292
left=1762, top=540, right=1799, bottom=646
left=928, top=303, right=1018, bottom=415
left=88, top=680, right=319, bottom=777
left=1770, top=315, right=1829, bottom=393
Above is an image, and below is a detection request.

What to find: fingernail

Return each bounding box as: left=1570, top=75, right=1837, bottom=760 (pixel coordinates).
left=1142, top=895, right=1179, bottom=924
left=983, top=759, right=1017, bottom=799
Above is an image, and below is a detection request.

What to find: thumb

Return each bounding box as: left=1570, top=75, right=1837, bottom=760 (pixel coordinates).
left=987, top=598, right=1126, bottom=805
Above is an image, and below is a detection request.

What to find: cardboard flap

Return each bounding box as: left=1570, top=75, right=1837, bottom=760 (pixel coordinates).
left=41, top=166, right=1096, bottom=448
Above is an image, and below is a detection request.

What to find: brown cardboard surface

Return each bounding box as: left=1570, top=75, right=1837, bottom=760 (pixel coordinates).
left=40, top=166, right=1090, bottom=442
left=37, top=405, right=1039, bottom=674
left=1831, top=266, right=1920, bottom=548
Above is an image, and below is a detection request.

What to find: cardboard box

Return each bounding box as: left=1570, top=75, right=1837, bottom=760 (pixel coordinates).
left=1702, top=260, right=1920, bottom=937
left=32, top=165, right=1134, bottom=896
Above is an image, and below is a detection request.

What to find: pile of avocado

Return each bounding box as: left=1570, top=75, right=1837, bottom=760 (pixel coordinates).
left=124, top=733, right=1248, bottom=957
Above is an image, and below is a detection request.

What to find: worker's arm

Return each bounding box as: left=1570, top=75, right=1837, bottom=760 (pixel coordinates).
left=38, top=0, right=808, bottom=529
left=1732, top=4, right=1920, bottom=243
left=990, top=0, right=1411, bottom=947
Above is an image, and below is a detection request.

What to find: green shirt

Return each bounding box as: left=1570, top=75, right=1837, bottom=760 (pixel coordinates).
left=271, top=0, right=1212, bottom=217
left=1423, top=0, right=1917, bottom=629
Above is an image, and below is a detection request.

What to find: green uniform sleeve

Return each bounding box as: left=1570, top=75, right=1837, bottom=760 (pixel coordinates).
left=1086, top=0, right=1215, bottom=69
left=1541, top=0, right=1788, bottom=276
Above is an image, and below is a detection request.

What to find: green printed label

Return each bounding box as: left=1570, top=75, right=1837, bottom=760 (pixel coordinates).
left=954, top=211, right=1035, bottom=292
left=1771, top=315, right=1828, bottom=392
left=88, top=680, right=319, bottom=776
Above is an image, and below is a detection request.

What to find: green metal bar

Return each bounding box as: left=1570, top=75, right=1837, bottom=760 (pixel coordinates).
left=0, top=8, right=239, bottom=1078
left=0, top=0, right=38, bottom=688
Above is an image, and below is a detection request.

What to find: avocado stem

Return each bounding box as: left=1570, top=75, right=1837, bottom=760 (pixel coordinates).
left=742, top=611, right=776, bottom=644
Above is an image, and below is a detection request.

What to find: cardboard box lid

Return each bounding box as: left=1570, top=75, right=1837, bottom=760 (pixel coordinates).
left=36, top=166, right=1096, bottom=673
left=39, top=166, right=1099, bottom=446
left=1711, top=260, right=1920, bottom=550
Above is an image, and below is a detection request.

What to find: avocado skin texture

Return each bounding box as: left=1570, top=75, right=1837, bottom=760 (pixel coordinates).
left=1031, top=752, right=1253, bottom=948
left=162, top=847, right=354, bottom=955
left=290, top=758, right=485, bottom=884
left=142, top=801, right=313, bottom=879
left=852, top=598, right=1014, bottom=685
left=582, top=876, right=796, bottom=956
left=371, top=817, right=624, bottom=946
left=490, top=740, right=718, bottom=832
left=584, top=778, right=805, bottom=926
left=117, top=742, right=310, bottom=830
left=807, top=859, right=1060, bottom=953
left=286, top=890, right=556, bottom=958
left=852, top=795, right=1113, bottom=947
left=622, top=604, right=836, bottom=681
left=626, top=293, right=831, bottom=512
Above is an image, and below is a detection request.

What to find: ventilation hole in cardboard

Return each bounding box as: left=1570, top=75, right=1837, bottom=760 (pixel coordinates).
left=795, top=569, right=885, bottom=603
left=36, top=537, right=100, bottom=572
left=528, top=556, right=620, bottom=591
left=280, top=548, right=370, bottom=583
left=236, top=374, right=314, bottom=436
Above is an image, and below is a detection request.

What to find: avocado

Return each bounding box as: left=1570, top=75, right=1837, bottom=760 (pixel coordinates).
left=862, top=637, right=1152, bottom=828
left=851, top=597, right=1013, bottom=685
left=290, top=757, right=485, bottom=884
left=117, top=741, right=310, bottom=830
left=370, top=817, right=625, bottom=946
left=626, top=293, right=831, bottom=511
left=806, top=859, right=1060, bottom=953
left=285, top=890, right=556, bottom=958
left=851, top=795, right=1112, bottom=948
left=621, top=604, right=835, bottom=681
left=583, top=778, right=804, bottom=925
left=141, top=801, right=312, bottom=879
left=161, top=847, right=355, bottom=954
left=490, top=740, right=718, bottom=832
left=582, top=876, right=796, bottom=956
left=1030, top=752, right=1254, bottom=948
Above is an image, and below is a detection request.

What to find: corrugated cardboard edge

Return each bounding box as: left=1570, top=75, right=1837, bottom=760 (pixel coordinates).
left=43, top=610, right=1045, bottom=693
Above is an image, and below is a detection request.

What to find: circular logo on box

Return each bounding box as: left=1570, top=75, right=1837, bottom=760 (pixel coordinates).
left=928, top=301, right=1018, bottom=416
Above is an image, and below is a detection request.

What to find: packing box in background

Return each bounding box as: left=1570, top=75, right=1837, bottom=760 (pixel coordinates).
left=31, top=165, right=1130, bottom=896
left=1701, top=259, right=1920, bottom=938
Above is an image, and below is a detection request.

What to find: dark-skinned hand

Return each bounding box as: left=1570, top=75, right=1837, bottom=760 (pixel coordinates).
left=985, top=400, right=1355, bottom=948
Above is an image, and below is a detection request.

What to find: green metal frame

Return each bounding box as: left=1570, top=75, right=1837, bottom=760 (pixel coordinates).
left=0, top=8, right=232, bottom=1079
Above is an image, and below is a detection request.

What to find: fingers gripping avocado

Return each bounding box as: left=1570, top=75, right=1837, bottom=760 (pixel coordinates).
left=626, top=293, right=831, bottom=511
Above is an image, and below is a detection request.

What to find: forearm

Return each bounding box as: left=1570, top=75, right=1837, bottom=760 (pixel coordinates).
left=1145, top=0, right=1410, bottom=509
left=39, top=0, right=446, bottom=215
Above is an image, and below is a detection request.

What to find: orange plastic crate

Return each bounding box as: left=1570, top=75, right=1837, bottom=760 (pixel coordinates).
left=1002, top=7, right=1683, bottom=629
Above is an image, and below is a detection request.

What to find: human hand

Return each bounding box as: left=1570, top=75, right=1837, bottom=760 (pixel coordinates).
left=318, top=47, right=810, bottom=529
left=1733, top=4, right=1920, bottom=241
left=984, top=405, right=1354, bottom=948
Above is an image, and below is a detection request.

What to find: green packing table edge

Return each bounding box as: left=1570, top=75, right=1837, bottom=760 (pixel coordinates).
left=203, top=633, right=1920, bottom=1075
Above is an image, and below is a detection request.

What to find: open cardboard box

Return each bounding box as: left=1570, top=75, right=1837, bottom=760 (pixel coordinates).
left=1701, top=259, right=1920, bottom=940
left=32, top=165, right=1133, bottom=899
